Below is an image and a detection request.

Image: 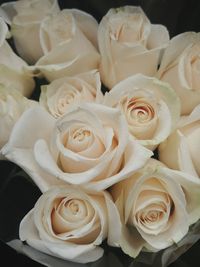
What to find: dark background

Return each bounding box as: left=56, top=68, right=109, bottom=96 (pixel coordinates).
left=1, top=0, right=200, bottom=266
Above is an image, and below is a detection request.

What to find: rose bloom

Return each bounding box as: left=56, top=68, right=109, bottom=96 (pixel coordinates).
left=110, top=159, right=200, bottom=258
left=40, top=70, right=103, bottom=118
left=0, top=85, right=37, bottom=153
left=103, top=74, right=180, bottom=150
left=0, top=17, right=35, bottom=97
left=33, top=9, right=100, bottom=81
left=157, top=32, right=200, bottom=115
left=19, top=185, right=121, bottom=263
left=159, top=104, right=200, bottom=178
left=98, top=6, right=169, bottom=89
left=2, top=103, right=152, bottom=192
left=0, top=0, right=60, bottom=63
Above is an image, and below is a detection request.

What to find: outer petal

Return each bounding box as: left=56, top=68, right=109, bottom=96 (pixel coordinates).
left=103, top=191, right=121, bottom=247
left=161, top=168, right=200, bottom=225
left=158, top=32, right=200, bottom=73
left=159, top=104, right=200, bottom=177
left=0, top=40, right=35, bottom=97
left=84, top=140, right=153, bottom=191
left=0, top=17, right=9, bottom=45
left=20, top=210, right=104, bottom=263
left=157, top=32, right=200, bottom=115
left=11, top=21, right=44, bottom=64
left=2, top=107, right=63, bottom=192
left=0, top=2, right=17, bottom=24
left=35, top=27, right=100, bottom=81
left=70, top=9, right=98, bottom=49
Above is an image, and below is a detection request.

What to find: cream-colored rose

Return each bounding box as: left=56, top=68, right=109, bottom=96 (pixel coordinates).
left=0, top=17, right=35, bottom=97
left=0, top=84, right=37, bottom=153
left=157, top=32, right=200, bottom=115
left=159, top=104, right=200, bottom=177
left=34, top=9, right=100, bottom=81
left=2, top=103, right=152, bottom=192
left=40, top=70, right=103, bottom=118
left=103, top=74, right=180, bottom=150
left=111, top=159, right=200, bottom=258
left=19, top=185, right=121, bottom=263
left=98, top=6, right=169, bottom=89
left=0, top=0, right=60, bottom=63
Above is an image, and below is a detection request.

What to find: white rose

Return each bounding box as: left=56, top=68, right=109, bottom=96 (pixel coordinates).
left=2, top=103, right=152, bottom=192
left=157, top=32, right=200, bottom=115
left=34, top=9, right=99, bottom=81
left=0, top=84, right=37, bottom=152
left=19, top=185, right=121, bottom=263
left=159, top=104, right=200, bottom=177
left=103, top=74, right=180, bottom=150
left=111, top=159, right=200, bottom=258
left=98, top=6, right=169, bottom=89
left=40, top=70, right=103, bottom=118
left=0, top=17, right=35, bottom=97
left=0, top=0, right=60, bottom=63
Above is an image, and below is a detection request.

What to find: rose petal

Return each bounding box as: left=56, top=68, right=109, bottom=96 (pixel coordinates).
left=20, top=210, right=104, bottom=263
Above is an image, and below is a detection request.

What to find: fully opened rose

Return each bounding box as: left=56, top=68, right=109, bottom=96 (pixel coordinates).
left=111, top=159, right=200, bottom=258
left=2, top=103, right=152, bottom=192
left=19, top=185, right=121, bottom=263
left=103, top=74, right=180, bottom=150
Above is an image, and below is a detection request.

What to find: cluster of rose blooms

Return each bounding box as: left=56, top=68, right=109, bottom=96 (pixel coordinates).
left=0, top=0, right=200, bottom=264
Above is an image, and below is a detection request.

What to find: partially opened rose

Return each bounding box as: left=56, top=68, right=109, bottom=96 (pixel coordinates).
left=19, top=185, right=121, bottom=263
left=0, top=0, right=60, bottom=63
left=111, top=159, right=200, bottom=258
left=33, top=9, right=99, bottom=81
left=157, top=32, right=200, bottom=115
left=0, top=17, right=35, bottom=97
left=40, top=70, right=103, bottom=118
left=2, top=103, right=152, bottom=192
left=103, top=74, right=180, bottom=150
left=0, top=84, right=37, bottom=153
left=159, top=104, right=200, bottom=177
left=98, top=6, right=169, bottom=89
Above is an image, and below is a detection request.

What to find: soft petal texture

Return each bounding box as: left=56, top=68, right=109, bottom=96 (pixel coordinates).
left=2, top=104, right=152, bottom=192
left=1, top=0, right=60, bottom=63
left=0, top=85, right=38, bottom=154
left=158, top=32, right=200, bottom=115
left=103, top=74, right=180, bottom=150
left=159, top=104, right=200, bottom=178
left=40, top=70, right=103, bottom=118
left=1, top=107, right=64, bottom=191
left=110, top=159, right=200, bottom=258
left=70, top=9, right=98, bottom=49
left=98, top=6, right=169, bottom=89
left=33, top=9, right=100, bottom=81
left=19, top=185, right=121, bottom=263
left=0, top=17, right=35, bottom=96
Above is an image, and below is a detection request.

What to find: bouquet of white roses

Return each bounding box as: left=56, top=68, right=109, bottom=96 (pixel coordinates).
left=0, top=0, right=200, bottom=266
